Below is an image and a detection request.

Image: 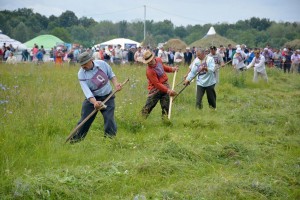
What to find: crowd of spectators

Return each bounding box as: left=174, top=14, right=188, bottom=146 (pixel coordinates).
left=1, top=42, right=299, bottom=73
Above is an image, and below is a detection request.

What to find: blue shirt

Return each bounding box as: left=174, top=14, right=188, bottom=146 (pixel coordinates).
left=78, top=60, right=115, bottom=99
left=187, top=56, right=216, bottom=87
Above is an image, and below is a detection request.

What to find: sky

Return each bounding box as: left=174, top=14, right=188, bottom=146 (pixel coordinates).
left=1, top=0, right=300, bottom=26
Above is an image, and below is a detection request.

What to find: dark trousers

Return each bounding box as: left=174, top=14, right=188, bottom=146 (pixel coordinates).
left=283, top=63, right=291, bottom=73
left=141, top=91, right=170, bottom=118
left=71, top=94, right=117, bottom=141
left=196, top=84, right=216, bottom=109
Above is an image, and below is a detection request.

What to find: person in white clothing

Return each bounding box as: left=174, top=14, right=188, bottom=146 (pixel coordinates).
left=6, top=52, right=17, bottom=65
left=246, top=49, right=268, bottom=82
left=157, top=46, right=169, bottom=63
left=92, top=48, right=101, bottom=60
left=232, top=48, right=246, bottom=72
left=291, top=49, right=300, bottom=74
left=174, top=49, right=184, bottom=64
left=209, top=46, right=224, bottom=84
left=134, top=46, right=144, bottom=64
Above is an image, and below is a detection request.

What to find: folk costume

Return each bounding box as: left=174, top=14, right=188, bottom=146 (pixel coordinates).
left=141, top=51, right=177, bottom=118
left=187, top=55, right=217, bottom=109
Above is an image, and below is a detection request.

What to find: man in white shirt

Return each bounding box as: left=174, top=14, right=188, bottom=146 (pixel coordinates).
left=174, top=49, right=184, bottom=64
left=157, top=46, right=169, bottom=63
left=232, top=48, right=246, bottom=72
left=114, top=44, right=123, bottom=65
left=134, top=46, right=144, bottom=64
left=246, top=49, right=268, bottom=82
left=291, top=49, right=300, bottom=74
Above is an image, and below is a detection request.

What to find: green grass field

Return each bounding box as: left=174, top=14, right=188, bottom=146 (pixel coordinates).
left=0, top=62, right=299, bottom=199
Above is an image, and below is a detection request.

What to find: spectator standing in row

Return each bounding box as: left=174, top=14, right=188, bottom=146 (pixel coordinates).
left=184, top=47, right=193, bottom=66
left=21, top=49, right=29, bottom=62
left=157, top=46, right=169, bottom=64
left=217, top=45, right=226, bottom=62
left=68, top=49, right=76, bottom=66
left=232, top=48, right=246, bottom=72
left=262, top=48, right=274, bottom=67
left=134, top=46, right=144, bottom=64
left=92, top=48, right=101, bottom=60
left=3, top=46, right=11, bottom=61
left=49, top=48, right=54, bottom=62
left=209, top=46, right=224, bottom=84
left=127, top=47, right=135, bottom=65
left=36, top=49, right=44, bottom=65
left=291, top=49, right=300, bottom=73
left=225, top=44, right=235, bottom=63
left=167, top=47, right=175, bottom=66
left=55, top=48, right=64, bottom=65
left=273, top=49, right=282, bottom=69
left=6, top=52, right=17, bottom=64
left=282, top=48, right=292, bottom=73
left=174, top=49, right=184, bottom=65
left=114, top=44, right=123, bottom=65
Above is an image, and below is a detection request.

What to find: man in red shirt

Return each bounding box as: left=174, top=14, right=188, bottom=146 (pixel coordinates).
left=141, top=50, right=178, bottom=119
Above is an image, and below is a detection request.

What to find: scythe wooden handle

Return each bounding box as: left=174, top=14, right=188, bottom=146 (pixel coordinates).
left=172, top=71, right=200, bottom=102
left=65, top=78, right=129, bottom=143
left=168, top=70, right=177, bottom=119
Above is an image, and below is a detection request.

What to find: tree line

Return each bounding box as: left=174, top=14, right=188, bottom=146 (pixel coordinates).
left=1, top=8, right=299, bottom=49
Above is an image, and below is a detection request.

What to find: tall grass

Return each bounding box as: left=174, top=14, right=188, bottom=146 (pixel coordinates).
left=0, top=62, right=299, bottom=199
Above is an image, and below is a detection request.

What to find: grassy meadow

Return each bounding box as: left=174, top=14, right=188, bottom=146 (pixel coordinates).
left=0, top=62, right=299, bottom=199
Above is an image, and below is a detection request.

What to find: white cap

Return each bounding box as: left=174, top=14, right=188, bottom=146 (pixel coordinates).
left=236, top=47, right=242, bottom=53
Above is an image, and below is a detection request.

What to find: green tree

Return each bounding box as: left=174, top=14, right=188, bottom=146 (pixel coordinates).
left=174, top=26, right=188, bottom=39
left=70, top=25, right=90, bottom=44
left=93, top=21, right=117, bottom=40
left=51, top=27, right=72, bottom=42
left=128, top=21, right=144, bottom=42
left=12, top=22, right=28, bottom=42
left=152, top=20, right=174, bottom=38
left=142, top=34, right=157, bottom=48
left=249, top=17, right=272, bottom=31
left=0, top=13, right=11, bottom=35
left=78, top=16, right=97, bottom=28
left=59, top=11, right=78, bottom=27
left=14, top=8, right=34, bottom=18
left=118, top=20, right=128, bottom=38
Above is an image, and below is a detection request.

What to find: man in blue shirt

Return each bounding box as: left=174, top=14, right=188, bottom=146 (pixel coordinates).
left=70, top=52, right=122, bottom=143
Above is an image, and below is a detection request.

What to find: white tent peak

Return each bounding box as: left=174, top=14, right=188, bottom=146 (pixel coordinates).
left=206, top=26, right=216, bottom=36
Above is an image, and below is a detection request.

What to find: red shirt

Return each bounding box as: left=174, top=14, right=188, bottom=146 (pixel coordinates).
left=146, top=57, right=174, bottom=93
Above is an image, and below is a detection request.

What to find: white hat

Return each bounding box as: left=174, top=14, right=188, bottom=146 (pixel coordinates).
left=264, top=48, right=268, bottom=51
left=186, top=47, right=190, bottom=50
left=236, top=47, right=242, bottom=53
left=283, top=48, right=287, bottom=51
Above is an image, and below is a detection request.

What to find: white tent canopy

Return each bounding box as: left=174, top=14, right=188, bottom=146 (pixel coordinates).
left=95, top=38, right=141, bottom=50
left=206, top=26, right=216, bottom=36
left=0, top=32, right=27, bottom=50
